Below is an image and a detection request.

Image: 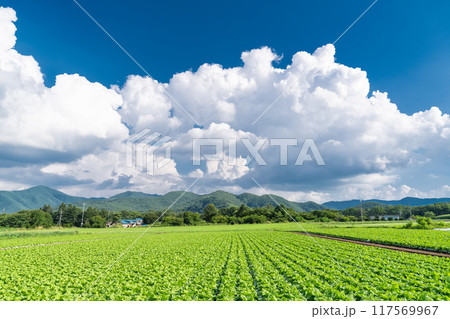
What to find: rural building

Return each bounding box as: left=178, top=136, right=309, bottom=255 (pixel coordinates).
left=120, top=218, right=143, bottom=228
left=369, top=215, right=400, bottom=220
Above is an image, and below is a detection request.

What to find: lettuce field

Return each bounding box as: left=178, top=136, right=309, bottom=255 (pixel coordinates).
left=0, top=224, right=448, bottom=301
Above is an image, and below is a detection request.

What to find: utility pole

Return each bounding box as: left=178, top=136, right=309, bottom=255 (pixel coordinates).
left=107, top=210, right=110, bottom=222
left=57, top=210, right=62, bottom=226
left=409, top=203, right=412, bottom=220
left=80, top=203, right=86, bottom=228
left=360, top=199, right=364, bottom=222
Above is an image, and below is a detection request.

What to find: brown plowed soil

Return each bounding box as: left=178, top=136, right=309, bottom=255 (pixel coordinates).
left=292, top=232, right=450, bottom=258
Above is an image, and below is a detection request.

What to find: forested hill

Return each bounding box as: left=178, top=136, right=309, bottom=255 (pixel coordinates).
left=75, top=190, right=326, bottom=213
left=3, top=186, right=450, bottom=214
left=0, top=186, right=325, bottom=213
left=323, top=197, right=450, bottom=210
left=0, top=186, right=87, bottom=213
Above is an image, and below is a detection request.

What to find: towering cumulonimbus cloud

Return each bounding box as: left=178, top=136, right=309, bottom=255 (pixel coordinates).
left=0, top=8, right=128, bottom=157
left=1, top=6, right=449, bottom=201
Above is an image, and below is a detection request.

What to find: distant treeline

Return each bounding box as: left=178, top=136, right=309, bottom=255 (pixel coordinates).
left=341, top=202, right=450, bottom=220
left=0, top=201, right=449, bottom=229
left=0, top=203, right=352, bottom=228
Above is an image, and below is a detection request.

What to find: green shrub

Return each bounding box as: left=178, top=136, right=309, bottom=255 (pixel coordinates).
left=403, top=221, right=413, bottom=229
left=424, top=211, right=436, bottom=219
left=402, top=217, right=444, bottom=230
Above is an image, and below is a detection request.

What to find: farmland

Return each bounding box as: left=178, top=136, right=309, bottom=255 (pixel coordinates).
left=0, top=223, right=448, bottom=301
left=268, top=222, right=450, bottom=253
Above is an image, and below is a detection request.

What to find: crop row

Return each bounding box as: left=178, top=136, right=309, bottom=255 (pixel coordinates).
left=270, top=223, right=450, bottom=253
left=0, top=230, right=448, bottom=300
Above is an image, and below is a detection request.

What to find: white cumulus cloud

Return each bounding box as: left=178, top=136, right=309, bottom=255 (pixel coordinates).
left=0, top=7, right=128, bottom=160
left=1, top=6, right=450, bottom=202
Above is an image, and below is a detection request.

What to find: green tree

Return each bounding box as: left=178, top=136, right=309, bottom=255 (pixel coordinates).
left=370, top=206, right=386, bottom=217
left=342, top=206, right=367, bottom=219
left=243, top=214, right=267, bottom=224
left=237, top=204, right=251, bottom=218
left=29, top=210, right=53, bottom=228
left=386, top=205, right=402, bottom=217
left=227, top=216, right=241, bottom=224
left=203, top=204, right=219, bottom=222
left=41, top=204, right=53, bottom=214
left=272, top=205, right=287, bottom=222
left=416, top=216, right=432, bottom=228
left=5, top=211, right=30, bottom=228
left=143, top=212, right=159, bottom=225
left=219, top=207, right=238, bottom=217
left=64, top=204, right=81, bottom=227
left=183, top=211, right=201, bottom=225
left=90, top=215, right=106, bottom=228
left=211, top=215, right=228, bottom=224
left=424, top=211, right=435, bottom=219
left=162, top=216, right=184, bottom=226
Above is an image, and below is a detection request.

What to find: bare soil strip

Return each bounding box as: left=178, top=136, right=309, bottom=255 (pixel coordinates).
left=292, top=232, right=450, bottom=258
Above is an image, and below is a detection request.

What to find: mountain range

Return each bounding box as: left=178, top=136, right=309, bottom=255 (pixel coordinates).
left=0, top=186, right=325, bottom=213
left=0, top=186, right=86, bottom=213
left=74, top=190, right=325, bottom=213
left=322, top=197, right=450, bottom=210
left=1, top=186, right=449, bottom=214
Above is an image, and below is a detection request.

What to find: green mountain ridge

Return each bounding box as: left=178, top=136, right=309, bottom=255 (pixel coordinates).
left=3, top=186, right=450, bottom=214
left=109, top=191, right=158, bottom=199
left=0, top=186, right=325, bottom=213
left=74, top=190, right=326, bottom=213
left=322, top=197, right=450, bottom=210
left=0, top=186, right=86, bottom=213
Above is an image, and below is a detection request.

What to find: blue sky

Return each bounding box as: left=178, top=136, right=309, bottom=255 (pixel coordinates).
left=0, top=0, right=450, bottom=202
left=6, top=0, right=450, bottom=115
